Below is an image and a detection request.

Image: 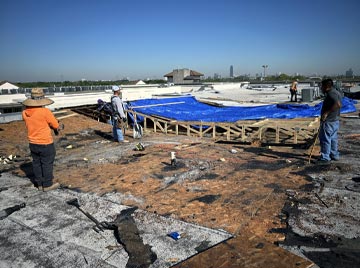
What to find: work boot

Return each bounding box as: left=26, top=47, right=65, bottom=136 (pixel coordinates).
left=316, top=159, right=331, bottom=165
left=43, top=182, right=60, bottom=192
left=29, top=183, right=42, bottom=191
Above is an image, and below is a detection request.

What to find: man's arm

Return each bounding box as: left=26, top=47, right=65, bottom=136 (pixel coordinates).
left=114, top=98, right=126, bottom=118
left=46, top=109, right=60, bottom=130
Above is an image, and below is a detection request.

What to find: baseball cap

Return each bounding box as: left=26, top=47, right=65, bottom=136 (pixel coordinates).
left=112, top=85, right=121, bottom=92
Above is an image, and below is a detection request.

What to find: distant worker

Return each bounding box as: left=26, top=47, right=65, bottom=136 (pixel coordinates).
left=313, top=82, right=321, bottom=99
left=111, top=86, right=128, bottom=143
left=22, top=88, right=61, bottom=191
left=318, top=78, right=342, bottom=164
left=290, top=79, right=298, bottom=102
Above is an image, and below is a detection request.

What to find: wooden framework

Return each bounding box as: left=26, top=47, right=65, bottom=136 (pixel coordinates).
left=73, top=105, right=319, bottom=146
left=125, top=109, right=319, bottom=145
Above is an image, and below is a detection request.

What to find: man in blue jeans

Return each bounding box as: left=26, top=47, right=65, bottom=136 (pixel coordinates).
left=318, top=79, right=342, bottom=164
left=111, top=86, right=128, bottom=143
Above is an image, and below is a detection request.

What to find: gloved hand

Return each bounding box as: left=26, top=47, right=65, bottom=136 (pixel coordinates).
left=53, top=123, right=64, bottom=136
left=122, top=117, right=127, bottom=123
left=320, top=114, right=327, bottom=122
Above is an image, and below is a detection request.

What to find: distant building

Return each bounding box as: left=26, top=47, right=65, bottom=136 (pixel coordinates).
left=164, top=69, right=204, bottom=84
left=230, top=65, right=234, bottom=78
left=309, top=76, right=322, bottom=81
left=345, top=68, right=354, bottom=78
left=128, top=80, right=146, bottom=85
left=0, top=81, right=19, bottom=90
left=0, top=82, right=22, bottom=114
left=214, top=73, right=221, bottom=79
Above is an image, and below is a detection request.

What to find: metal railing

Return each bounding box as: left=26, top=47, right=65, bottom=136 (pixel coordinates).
left=0, top=85, right=113, bottom=95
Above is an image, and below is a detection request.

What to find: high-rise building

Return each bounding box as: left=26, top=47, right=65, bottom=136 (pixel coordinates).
left=230, top=65, right=234, bottom=78
left=345, top=68, right=354, bottom=78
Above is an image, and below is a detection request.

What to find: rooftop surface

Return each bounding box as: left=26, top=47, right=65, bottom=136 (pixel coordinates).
left=0, top=89, right=359, bottom=267
left=0, top=173, right=232, bottom=268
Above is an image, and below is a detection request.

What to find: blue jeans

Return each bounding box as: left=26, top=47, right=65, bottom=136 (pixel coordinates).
left=111, top=118, right=124, bottom=142
left=319, top=120, right=339, bottom=161
left=29, top=143, right=56, bottom=187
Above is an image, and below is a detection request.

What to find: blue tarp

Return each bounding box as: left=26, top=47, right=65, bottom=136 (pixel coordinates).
left=127, top=95, right=357, bottom=123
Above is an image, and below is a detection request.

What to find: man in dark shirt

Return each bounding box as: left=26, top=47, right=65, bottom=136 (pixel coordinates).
left=318, top=79, right=342, bottom=163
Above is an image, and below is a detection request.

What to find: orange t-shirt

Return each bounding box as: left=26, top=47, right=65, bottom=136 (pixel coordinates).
left=22, top=107, right=59, bottom=145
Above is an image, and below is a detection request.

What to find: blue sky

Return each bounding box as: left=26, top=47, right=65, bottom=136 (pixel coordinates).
left=1, top=0, right=359, bottom=82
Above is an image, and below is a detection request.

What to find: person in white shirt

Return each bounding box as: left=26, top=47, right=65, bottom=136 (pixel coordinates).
left=111, top=86, right=128, bottom=143
left=290, top=79, right=298, bottom=102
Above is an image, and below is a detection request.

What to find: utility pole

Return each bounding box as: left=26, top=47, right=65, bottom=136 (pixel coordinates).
left=262, top=65, right=268, bottom=78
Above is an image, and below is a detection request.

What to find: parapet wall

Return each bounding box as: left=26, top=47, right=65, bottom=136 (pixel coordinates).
left=0, top=86, right=184, bottom=112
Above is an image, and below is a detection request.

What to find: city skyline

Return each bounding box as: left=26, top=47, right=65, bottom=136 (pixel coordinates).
left=1, top=0, right=360, bottom=82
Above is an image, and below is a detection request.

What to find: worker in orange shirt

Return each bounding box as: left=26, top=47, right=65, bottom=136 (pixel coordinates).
left=22, top=88, right=61, bottom=191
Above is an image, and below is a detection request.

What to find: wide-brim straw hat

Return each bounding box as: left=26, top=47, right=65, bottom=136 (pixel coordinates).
left=22, top=88, right=54, bottom=107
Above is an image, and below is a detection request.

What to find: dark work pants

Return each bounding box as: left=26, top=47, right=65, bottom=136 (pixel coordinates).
left=29, top=143, right=56, bottom=187
left=290, top=89, right=297, bottom=102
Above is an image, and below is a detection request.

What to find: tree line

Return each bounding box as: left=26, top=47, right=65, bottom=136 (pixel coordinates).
left=204, top=74, right=360, bottom=83
left=16, top=79, right=165, bottom=88
left=14, top=75, right=360, bottom=88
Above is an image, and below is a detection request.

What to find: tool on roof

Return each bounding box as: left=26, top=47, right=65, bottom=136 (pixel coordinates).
left=0, top=203, right=26, bottom=220
left=66, top=198, right=115, bottom=233
left=308, top=122, right=321, bottom=164
left=135, top=142, right=145, bottom=151
left=125, top=102, right=143, bottom=139
left=168, top=231, right=181, bottom=240
left=314, top=193, right=329, bottom=208
left=170, top=152, right=177, bottom=166
left=133, top=114, right=143, bottom=139
left=0, top=187, right=9, bottom=192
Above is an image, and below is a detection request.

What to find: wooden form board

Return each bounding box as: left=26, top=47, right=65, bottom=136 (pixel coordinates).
left=126, top=110, right=320, bottom=145
left=82, top=104, right=319, bottom=145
